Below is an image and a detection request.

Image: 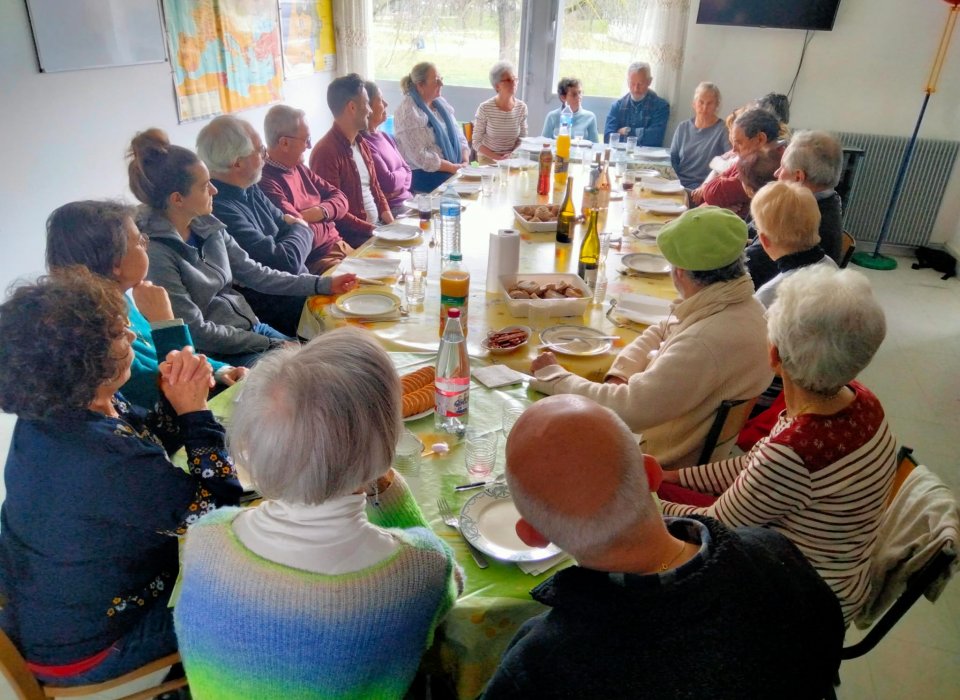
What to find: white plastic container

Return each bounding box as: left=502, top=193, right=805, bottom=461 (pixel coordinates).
left=499, top=273, right=592, bottom=318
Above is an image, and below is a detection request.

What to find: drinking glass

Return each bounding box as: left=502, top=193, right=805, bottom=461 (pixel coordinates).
left=501, top=405, right=524, bottom=437
left=481, top=170, right=495, bottom=197
left=527, top=303, right=552, bottom=337
left=417, top=193, right=432, bottom=233
left=393, top=430, right=423, bottom=476
left=608, top=133, right=621, bottom=150
left=406, top=247, right=428, bottom=305
left=625, top=136, right=638, bottom=154
left=623, top=170, right=636, bottom=192
left=464, top=427, right=498, bottom=479
left=498, top=159, right=511, bottom=185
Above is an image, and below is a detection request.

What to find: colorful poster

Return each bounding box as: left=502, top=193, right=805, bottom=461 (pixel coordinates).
left=278, top=0, right=336, bottom=79
left=163, top=0, right=284, bottom=121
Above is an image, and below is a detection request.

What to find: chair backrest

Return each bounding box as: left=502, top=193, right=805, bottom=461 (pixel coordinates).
left=462, top=121, right=477, bottom=162
left=840, top=231, right=856, bottom=268
left=844, top=447, right=959, bottom=659
left=0, top=625, right=185, bottom=700
left=698, top=397, right=759, bottom=465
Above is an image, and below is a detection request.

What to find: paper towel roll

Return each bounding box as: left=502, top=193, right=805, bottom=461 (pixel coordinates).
left=487, top=229, right=520, bottom=291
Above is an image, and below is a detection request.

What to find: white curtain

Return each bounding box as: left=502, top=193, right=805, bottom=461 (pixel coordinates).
left=332, top=0, right=373, bottom=77
left=627, top=0, right=691, bottom=105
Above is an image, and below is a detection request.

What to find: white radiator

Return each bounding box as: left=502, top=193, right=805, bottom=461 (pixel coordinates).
left=834, top=131, right=959, bottom=247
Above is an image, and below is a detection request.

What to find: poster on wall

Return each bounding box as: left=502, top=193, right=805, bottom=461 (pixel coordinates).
left=278, top=0, right=337, bottom=79
left=163, top=0, right=284, bottom=122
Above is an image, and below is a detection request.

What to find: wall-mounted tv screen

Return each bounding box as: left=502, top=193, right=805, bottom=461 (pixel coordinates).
left=696, top=0, right=842, bottom=31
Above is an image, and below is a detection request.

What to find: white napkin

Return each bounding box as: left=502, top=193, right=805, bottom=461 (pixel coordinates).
left=615, top=293, right=674, bottom=325
left=472, top=365, right=530, bottom=388
left=486, top=229, right=520, bottom=291
left=334, top=257, right=401, bottom=279
left=518, top=552, right=572, bottom=576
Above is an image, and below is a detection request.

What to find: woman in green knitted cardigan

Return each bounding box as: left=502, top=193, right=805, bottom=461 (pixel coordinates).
left=174, top=327, right=463, bottom=699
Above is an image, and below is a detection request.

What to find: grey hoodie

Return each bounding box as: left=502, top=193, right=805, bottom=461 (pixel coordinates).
left=142, top=210, right=331, bottom=355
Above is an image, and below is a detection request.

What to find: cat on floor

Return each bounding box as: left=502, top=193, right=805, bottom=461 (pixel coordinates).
left=912, top=245, right=957, bottom=280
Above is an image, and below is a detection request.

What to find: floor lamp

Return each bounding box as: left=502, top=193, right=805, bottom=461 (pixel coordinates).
left=852, top=0, right=960, bottom=270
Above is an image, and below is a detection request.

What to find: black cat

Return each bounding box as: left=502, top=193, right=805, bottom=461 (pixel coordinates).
left=912, top=245, right=957, bottom=280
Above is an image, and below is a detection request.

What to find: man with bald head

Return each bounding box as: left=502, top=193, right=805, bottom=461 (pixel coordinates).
left=481, top=395, right=843, bottom=699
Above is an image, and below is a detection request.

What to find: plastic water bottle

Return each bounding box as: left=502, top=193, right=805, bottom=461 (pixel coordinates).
left=440, top=184, right=462, bottom=261
left=435, top=307, right=469, bottom=436
left=559, top=102, right=574, bottom=133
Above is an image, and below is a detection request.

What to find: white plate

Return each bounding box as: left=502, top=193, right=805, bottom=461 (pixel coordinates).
left=403, top=407, right=434, bottom=422
left=401, top=199, right=467, bottom=212
left=335, top=289, right=401, bottom=317
left=622, top=253, right=671, bottom=275
left=641, top=179, right=685, bottom=194
left=459, top=165, right=494, bottom=179
left=635, top=147, right=671, bottom=159
left=539, top=325, right=613, bottom=356
left=520, top=136, right=553, bottom=149
left=636, top=199, right=688, bottom=215
left=374, top=223, right=421, bottom=241
left=459, top=484, right=563, bottom=562
left=631, top=223, right=662, bottom=241
left=615, top=294, right=673, bottom=325
left=452, top=182, right=483, bottom=195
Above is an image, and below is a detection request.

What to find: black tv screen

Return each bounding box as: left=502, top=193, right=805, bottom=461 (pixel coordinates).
left=696, top=0, right=842, bottom=31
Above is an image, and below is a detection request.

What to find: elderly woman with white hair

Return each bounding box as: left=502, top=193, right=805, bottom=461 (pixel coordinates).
left=659, top=265, right=897, bottom=624
left=173, top=327, right=463, bottom=698
left=472, top=60, right=528, bottom=163
left=669, top=82, right=730, bottom=189
left=394, top=61, right=470, bottom=193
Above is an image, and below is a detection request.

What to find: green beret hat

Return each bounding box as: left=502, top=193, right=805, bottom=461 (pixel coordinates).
left=656, top=206, right=747, bottom=271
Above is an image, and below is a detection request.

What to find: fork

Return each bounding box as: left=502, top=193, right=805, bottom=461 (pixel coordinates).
left=437, top=497, right=488, bottom=568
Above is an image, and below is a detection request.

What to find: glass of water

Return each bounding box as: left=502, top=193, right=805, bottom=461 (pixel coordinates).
left=608, top=133, right=621, bottom=150
left=406, top=246, right=428, bottom=305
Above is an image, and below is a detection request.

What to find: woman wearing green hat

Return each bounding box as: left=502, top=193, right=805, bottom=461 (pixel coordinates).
left=530, top=206, right=771, bottom=470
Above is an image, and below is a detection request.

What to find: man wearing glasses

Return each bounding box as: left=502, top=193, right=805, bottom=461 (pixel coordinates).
left=309, top=73, right=394, bottom=248
left=197, top=114, right=344, bottom=336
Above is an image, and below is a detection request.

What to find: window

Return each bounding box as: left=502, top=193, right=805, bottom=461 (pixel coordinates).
left=372, top=0, right=522, bottom=88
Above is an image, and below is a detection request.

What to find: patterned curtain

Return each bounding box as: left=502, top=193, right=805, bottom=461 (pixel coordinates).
left=332, top=0, right=373, bottom=77
left=627, top=0, right=691, bottom=105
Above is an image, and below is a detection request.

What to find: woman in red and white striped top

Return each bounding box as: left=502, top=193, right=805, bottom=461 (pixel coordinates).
left=660, top=266, right=896, bottom=624
left=472, top=61, right=527, bottom=163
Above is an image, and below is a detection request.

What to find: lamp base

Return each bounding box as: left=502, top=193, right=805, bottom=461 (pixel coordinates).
left=851, top=251, right=898, bottom=270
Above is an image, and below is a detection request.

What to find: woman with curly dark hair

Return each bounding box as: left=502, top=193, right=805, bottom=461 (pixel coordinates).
left=0, top=267, right=242, bottom=686
left=45, top=200, right=247, bottom=409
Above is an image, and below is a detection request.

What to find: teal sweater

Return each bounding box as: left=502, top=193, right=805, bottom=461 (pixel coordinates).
left=174, top=477, right=462, bottom=699
left=124, top=296, right=226, bottom=409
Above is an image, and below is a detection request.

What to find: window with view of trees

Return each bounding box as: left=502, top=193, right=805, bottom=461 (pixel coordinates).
left=372, top=0, right=522, bottom=87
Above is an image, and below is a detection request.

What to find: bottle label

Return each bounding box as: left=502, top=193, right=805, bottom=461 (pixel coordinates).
left=555, top=155, right=568, bottom=175
left=435, top=379, right=469, bottom=417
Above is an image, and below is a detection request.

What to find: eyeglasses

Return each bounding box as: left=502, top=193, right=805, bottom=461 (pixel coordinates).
left=500, top=76, right=519, bottom=84
left=281, top=135, right=312, bottom=148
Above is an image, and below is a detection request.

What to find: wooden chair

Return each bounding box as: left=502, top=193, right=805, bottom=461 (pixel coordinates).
left=697, top=397, right=759, bottom=464
left=840, top=231, right=856, bottom=268
left=0, top=628, right=186, bottom=700
left=824, top=447, right=959, bottom=699
left=461, top=121, right=477, bottom=163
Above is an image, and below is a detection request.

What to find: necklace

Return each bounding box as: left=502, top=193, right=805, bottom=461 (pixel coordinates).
left=659, top=540, right=689, bottom=572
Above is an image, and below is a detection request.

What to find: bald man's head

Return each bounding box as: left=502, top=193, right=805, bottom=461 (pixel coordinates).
left=505, top=396, right=656, bottom=557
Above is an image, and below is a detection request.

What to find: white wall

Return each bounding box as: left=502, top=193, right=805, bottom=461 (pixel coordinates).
left=0, top=0, right=335, bottom=295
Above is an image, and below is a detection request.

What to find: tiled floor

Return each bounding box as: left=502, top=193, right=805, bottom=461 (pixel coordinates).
left=0, top=255, right=957, bottom=699
left=835, top=255, right=960, bottom=699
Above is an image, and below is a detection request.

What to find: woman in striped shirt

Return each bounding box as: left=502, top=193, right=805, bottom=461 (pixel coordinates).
left=472, top=61, right=527, bottom=163
left=659, top=266, right=897, bottom=624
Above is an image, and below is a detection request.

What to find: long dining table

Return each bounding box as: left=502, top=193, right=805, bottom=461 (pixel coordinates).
left=207, top=159, right=683, bottom=699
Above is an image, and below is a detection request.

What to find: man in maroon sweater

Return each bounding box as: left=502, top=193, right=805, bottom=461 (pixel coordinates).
left=309, top=73, right=393, bottom=248
left=258, top=105, right=353, bottom=272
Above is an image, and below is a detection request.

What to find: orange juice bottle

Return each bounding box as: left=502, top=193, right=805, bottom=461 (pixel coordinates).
left=440, top=253, right=470, bottom=335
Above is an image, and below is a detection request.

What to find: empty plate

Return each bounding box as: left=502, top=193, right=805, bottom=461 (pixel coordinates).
left=631, top=223, right=663, bottom=241
left=335, top=289, right=401, bottom=317
left=622, top=253, right=671, bottom=275
left=636, top=199, right=688, bottom=215
left=460, top=484, right=563, bottom=562
left=539, top=325, right=613, bottom=356
left=635, top=147, right=671, bottom=159
left=642, top=179, right=685, bottom=194
left=615, top=293, right=673, bottom=325
left=374, top=223, right=421, bottom=241
left=459, top=166, right=494, bottom=178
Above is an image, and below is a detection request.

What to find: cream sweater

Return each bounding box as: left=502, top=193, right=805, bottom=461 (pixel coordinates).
left=531, top=276, right=772, bottom=468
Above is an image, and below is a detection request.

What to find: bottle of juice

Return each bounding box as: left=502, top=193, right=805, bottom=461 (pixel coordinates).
left=554, top=125, right=571, bottom=190
left=439, top=253, right=469, bottom=335
left=537, top=144, right=552, bottom=196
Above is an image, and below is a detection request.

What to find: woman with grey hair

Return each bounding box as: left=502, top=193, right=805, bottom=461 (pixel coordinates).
left=669, top=81, right=729, bottom=189
left=394, top=61, right=470, bottom=192
left=472, top=60, right=528, bottom=163
left=660, top=265, right=897, bottom=625
left=174, top=327, right=463, bottom=698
